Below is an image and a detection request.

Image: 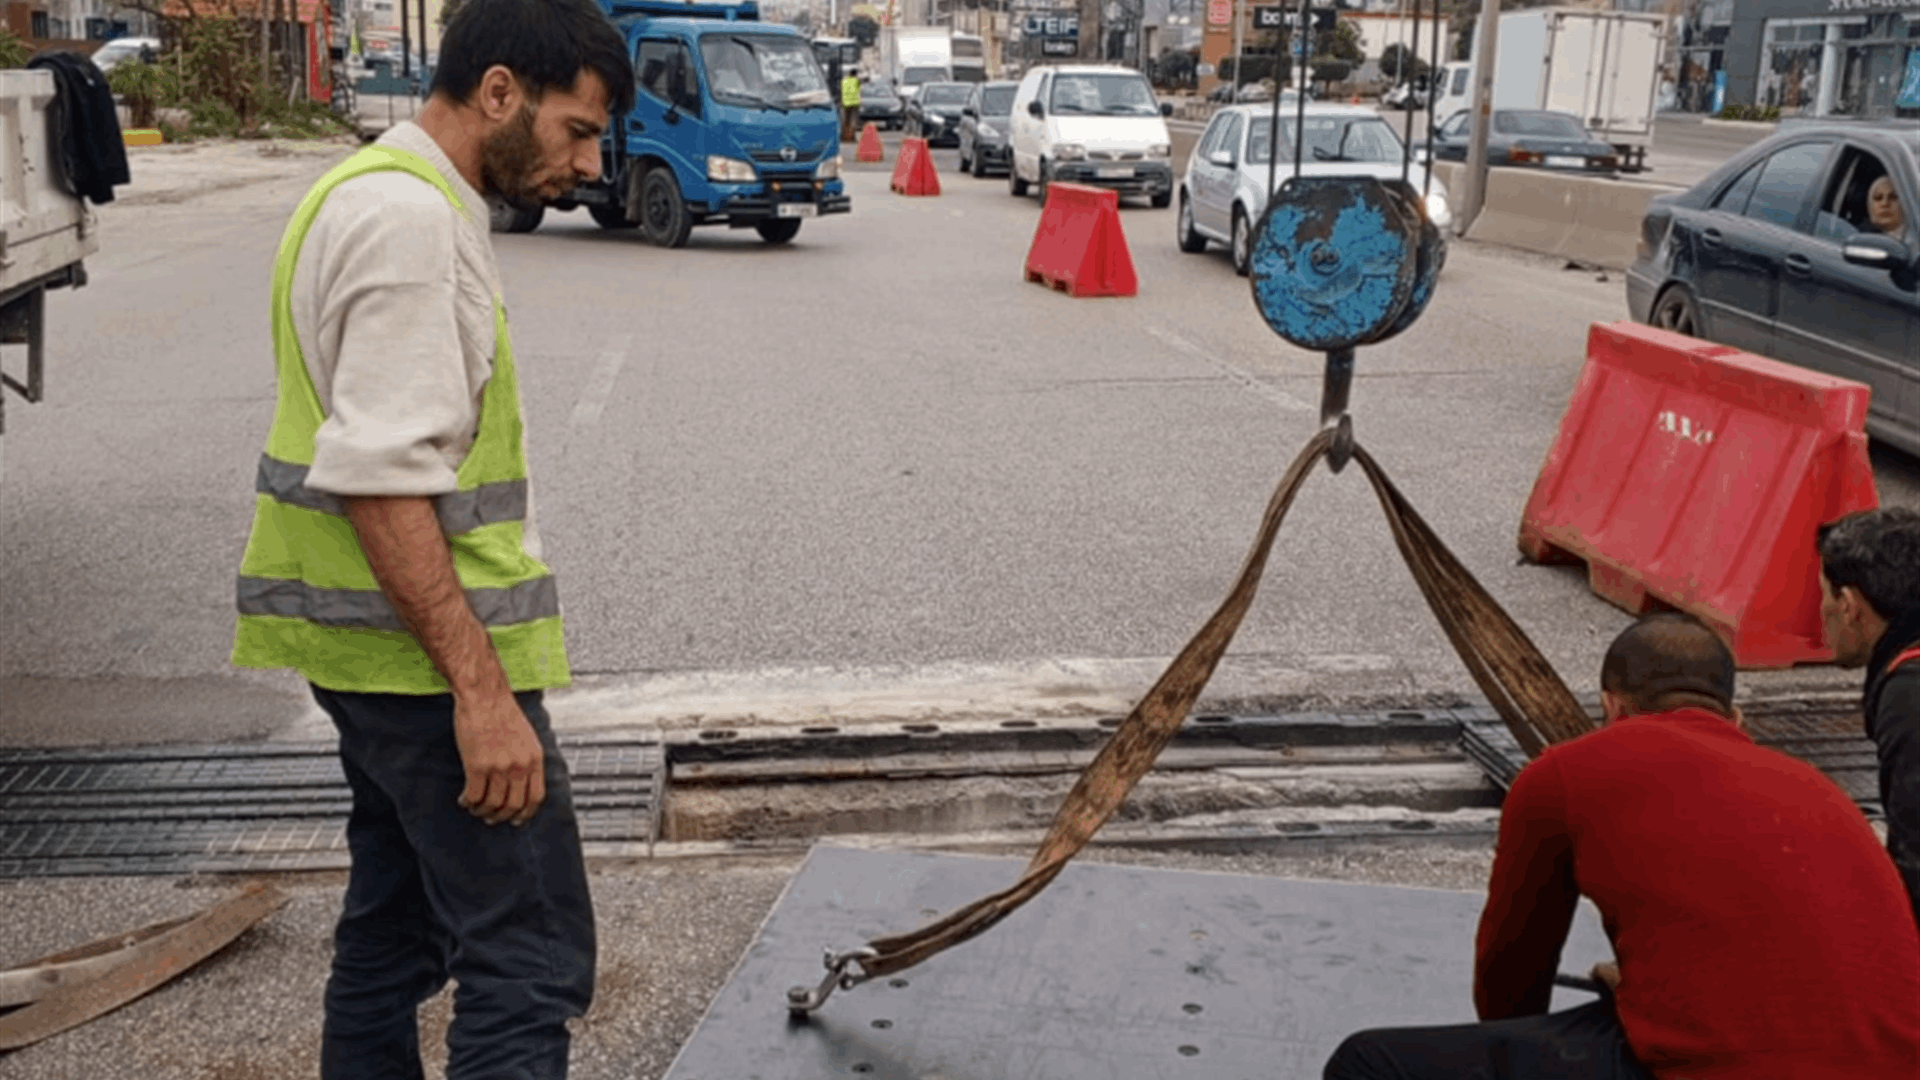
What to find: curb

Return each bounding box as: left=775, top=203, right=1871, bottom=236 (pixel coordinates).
left=1699, top=118, right=1779, bottom=131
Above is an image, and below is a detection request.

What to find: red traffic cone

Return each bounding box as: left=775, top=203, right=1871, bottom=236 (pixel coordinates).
left=889, top=137, right=941, bottom=196
left=856, top=122, right=884, bottom=163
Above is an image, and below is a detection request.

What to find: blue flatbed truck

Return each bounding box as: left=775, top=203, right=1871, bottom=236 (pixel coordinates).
left=489, top=0, right=850, bottom=246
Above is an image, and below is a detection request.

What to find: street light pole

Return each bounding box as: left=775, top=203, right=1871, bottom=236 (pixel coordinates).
left=1455, top=0, right=1498, bottom=235
left=1228, top=0, right=1243, bottom=92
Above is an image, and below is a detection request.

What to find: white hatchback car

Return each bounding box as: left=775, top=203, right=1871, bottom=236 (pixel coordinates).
left=1008, top=64, right=1176, bottom=207
left=1178, top=103, right=1453, bottom=275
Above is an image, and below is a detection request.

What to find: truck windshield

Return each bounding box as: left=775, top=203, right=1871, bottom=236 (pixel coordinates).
left=701, top=34, right=831, bottom=110
left=1049, top=73, right=1158, bottom=116
left=1247, top=116, right=1404, bottom=164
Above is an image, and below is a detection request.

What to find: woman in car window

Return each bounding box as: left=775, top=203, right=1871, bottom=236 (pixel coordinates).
left=1867, top=176, right=1906, bottom=237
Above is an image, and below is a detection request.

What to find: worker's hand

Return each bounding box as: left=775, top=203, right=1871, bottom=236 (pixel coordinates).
left=1590, top=961, right=1622, bottom=991
left=453, top=690, right=546, bottom=826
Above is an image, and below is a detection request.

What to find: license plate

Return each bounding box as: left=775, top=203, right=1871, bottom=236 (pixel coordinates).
left=1096, top=166, right=1133, bottom=179
left=776, top=203, right=818, bottom=219
left=1545, top=155, right=1586, bottom=168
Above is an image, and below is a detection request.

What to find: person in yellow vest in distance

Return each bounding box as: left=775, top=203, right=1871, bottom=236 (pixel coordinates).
left=841, top=66, right=862, bottom=142
left=228, top=0, right=634, bottom=1077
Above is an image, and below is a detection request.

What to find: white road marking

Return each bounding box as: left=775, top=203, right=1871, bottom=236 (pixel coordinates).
left=569, top=334, right=634, bottom=428
left=1147, top=326, right=1314, bottom=413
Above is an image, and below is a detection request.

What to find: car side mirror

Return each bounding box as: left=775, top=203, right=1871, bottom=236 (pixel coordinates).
left=962, top=107, right=975, bottom=117
left=1208, top=150, right=1234, bottom=167
left=1160, top=102, right=1173, bottom=116
left=1842, top=232, right=1914, bottom=272
left=1028, top=100, right=1044, bottom=118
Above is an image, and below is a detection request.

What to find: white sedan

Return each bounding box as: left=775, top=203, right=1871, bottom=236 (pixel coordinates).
left=1177, top=103, right=1452, bottom=276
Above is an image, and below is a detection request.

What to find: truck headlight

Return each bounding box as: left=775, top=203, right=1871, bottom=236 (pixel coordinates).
left=1055, top=144, right=1087, bottom=161
left=1149, top=143, right=1171, bottom=158
left=816, top=154, right=841, bottom=180
left=707, top=155, right=757, bottom=183
left=1424, top=190, right=1452, bottom=230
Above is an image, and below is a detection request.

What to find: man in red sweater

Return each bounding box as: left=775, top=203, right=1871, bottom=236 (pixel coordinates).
left=1323, top=613, right=1920, bottom=1079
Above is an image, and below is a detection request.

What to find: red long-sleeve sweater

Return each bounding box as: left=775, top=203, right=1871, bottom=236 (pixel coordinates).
left=1475, top=709, right=1920, bottom=1079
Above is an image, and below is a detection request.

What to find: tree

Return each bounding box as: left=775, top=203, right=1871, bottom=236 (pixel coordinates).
left=1378, top=42, right=1430, bottom=84
left=848, top=14, right=878, bottom=46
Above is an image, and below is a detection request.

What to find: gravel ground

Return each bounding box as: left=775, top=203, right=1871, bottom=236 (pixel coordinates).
left=112, top=138, right=359, bottom=208
left=0, top=842, right=1497, bottom=1079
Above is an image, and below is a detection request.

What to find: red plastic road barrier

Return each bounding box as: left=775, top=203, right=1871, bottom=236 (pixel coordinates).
left=890, top=137, right=940, bottom=196
left=1023, top=183, right=1138, bottom=298
left=1519, top=321, right=1879, bottom=668
left=856, top=123, right=884, bottom=163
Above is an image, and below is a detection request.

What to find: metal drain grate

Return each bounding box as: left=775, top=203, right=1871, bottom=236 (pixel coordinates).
left=1459, top=703, right=1882, bottom=817
left=0, top=734, right=663, bottom=877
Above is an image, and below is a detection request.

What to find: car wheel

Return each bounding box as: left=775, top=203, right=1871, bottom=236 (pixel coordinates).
left=1035, top=159, right=1049, bottom=204
left=1650, top=286, right=1699, bottom=338
left=971, top=149, right=988, bottom=178
left=1231, top=206, right=1251, bottom=276
left=1176, top=192, right=1207, bottom=253
left=1010, top=160, right=1029, bottom=197
left=640, top=167, right=693, bottom=249
left=755, top=219, right=802, bottom=244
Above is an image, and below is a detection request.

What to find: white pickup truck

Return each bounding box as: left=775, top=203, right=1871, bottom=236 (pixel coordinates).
left=0, top=68, right=99, bottom=435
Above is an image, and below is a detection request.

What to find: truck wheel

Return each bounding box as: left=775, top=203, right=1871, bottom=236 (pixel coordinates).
left=755, top=219, right=802, bottom=244
left=1034, top=159, right=1049, bottom=204
left=589, top=202, right=637, bottom=230
left=486, top=195, right=544, bottom=234
left=639, top=167, right=692, bottom=249
left=1009, top=161, right=1029, bottom=197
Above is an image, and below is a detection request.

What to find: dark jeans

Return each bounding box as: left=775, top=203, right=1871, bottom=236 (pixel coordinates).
left=312, top=685, right=596, bottom=1080
left=1324, top=999, right=1656, bottom=1080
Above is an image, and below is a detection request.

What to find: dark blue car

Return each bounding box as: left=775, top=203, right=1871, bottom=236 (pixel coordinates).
left=1624, top=122, right=1920, bottom=457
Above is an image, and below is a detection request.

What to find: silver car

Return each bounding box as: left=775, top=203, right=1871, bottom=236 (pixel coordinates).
left=1178, top=103, right=1453, bottom=276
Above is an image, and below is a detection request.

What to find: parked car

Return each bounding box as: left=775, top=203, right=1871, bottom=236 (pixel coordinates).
left=1176, top=103, right=1452, bottom=276
left=906, top=81, right=971, bottom=146
left=858, top=79, right=904, bottom=131
left=957, top=80, right=1017, bottom=178
left=1008, top=64, right=1176, bottom=207
left=90, top=36, right=160, bottom=73
left=1423, top=109, right=1618, bottom=173
left=1625, top=123, right=1920, bottom=457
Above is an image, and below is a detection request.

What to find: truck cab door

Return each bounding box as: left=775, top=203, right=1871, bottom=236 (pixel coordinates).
left=632, top=39, right=705, bottom=181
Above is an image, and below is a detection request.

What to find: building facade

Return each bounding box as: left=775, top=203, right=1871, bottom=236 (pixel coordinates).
left=1720, top=0, right=1920, bottom=118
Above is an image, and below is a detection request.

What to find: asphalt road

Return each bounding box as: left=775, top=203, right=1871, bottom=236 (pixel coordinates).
left=3, top=132, right=1915, bottom=749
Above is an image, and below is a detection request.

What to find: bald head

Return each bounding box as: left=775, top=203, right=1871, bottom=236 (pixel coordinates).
left=1600, top=613, right=1736, bottom=719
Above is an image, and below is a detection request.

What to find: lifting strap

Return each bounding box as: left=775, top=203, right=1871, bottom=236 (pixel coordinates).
left=789, top=427, right=1598, bottom=1011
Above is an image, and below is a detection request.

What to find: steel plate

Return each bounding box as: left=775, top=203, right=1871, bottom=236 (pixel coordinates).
left=663, top=845, right=1613, bottom=1080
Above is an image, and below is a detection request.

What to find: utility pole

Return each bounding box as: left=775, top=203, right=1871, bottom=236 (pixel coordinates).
left=1454, top=0, right=1496, bottom=235
left=1227, top=0, right=1243, bottom=91
left=400, top=0, right=412, bottom=79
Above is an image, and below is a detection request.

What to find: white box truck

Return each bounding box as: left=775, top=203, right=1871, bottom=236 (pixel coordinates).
left=1432, top=8, right=1668, bottom=173
left=0, top=69, right=100, bottom=437
left=879, top=26, right=954, bottom=102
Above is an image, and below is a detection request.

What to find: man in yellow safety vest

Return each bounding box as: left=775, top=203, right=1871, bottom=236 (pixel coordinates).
left=230, top=0, right=634, bottom=1076
left=841, top=66, right=862, bottom=142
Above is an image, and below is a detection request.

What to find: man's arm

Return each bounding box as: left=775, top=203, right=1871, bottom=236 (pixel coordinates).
left=346, top=495, right=546, bottom=827
left=1874, top=668, right=1920, bottom=927
left=1474, top=753, right=1580, bottom=1020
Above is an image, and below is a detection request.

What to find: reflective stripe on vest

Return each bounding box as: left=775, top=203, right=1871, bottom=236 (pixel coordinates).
left=232, top=144, right=569, bottom=695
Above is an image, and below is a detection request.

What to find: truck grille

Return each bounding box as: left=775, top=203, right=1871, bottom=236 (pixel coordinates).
left=1089, top=149, right=1145, bottom=161
left=747, top=141, right=829, bottom=165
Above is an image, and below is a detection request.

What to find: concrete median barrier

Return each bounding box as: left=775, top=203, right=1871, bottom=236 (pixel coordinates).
left=1427, top=161, right=1664, bottom=270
